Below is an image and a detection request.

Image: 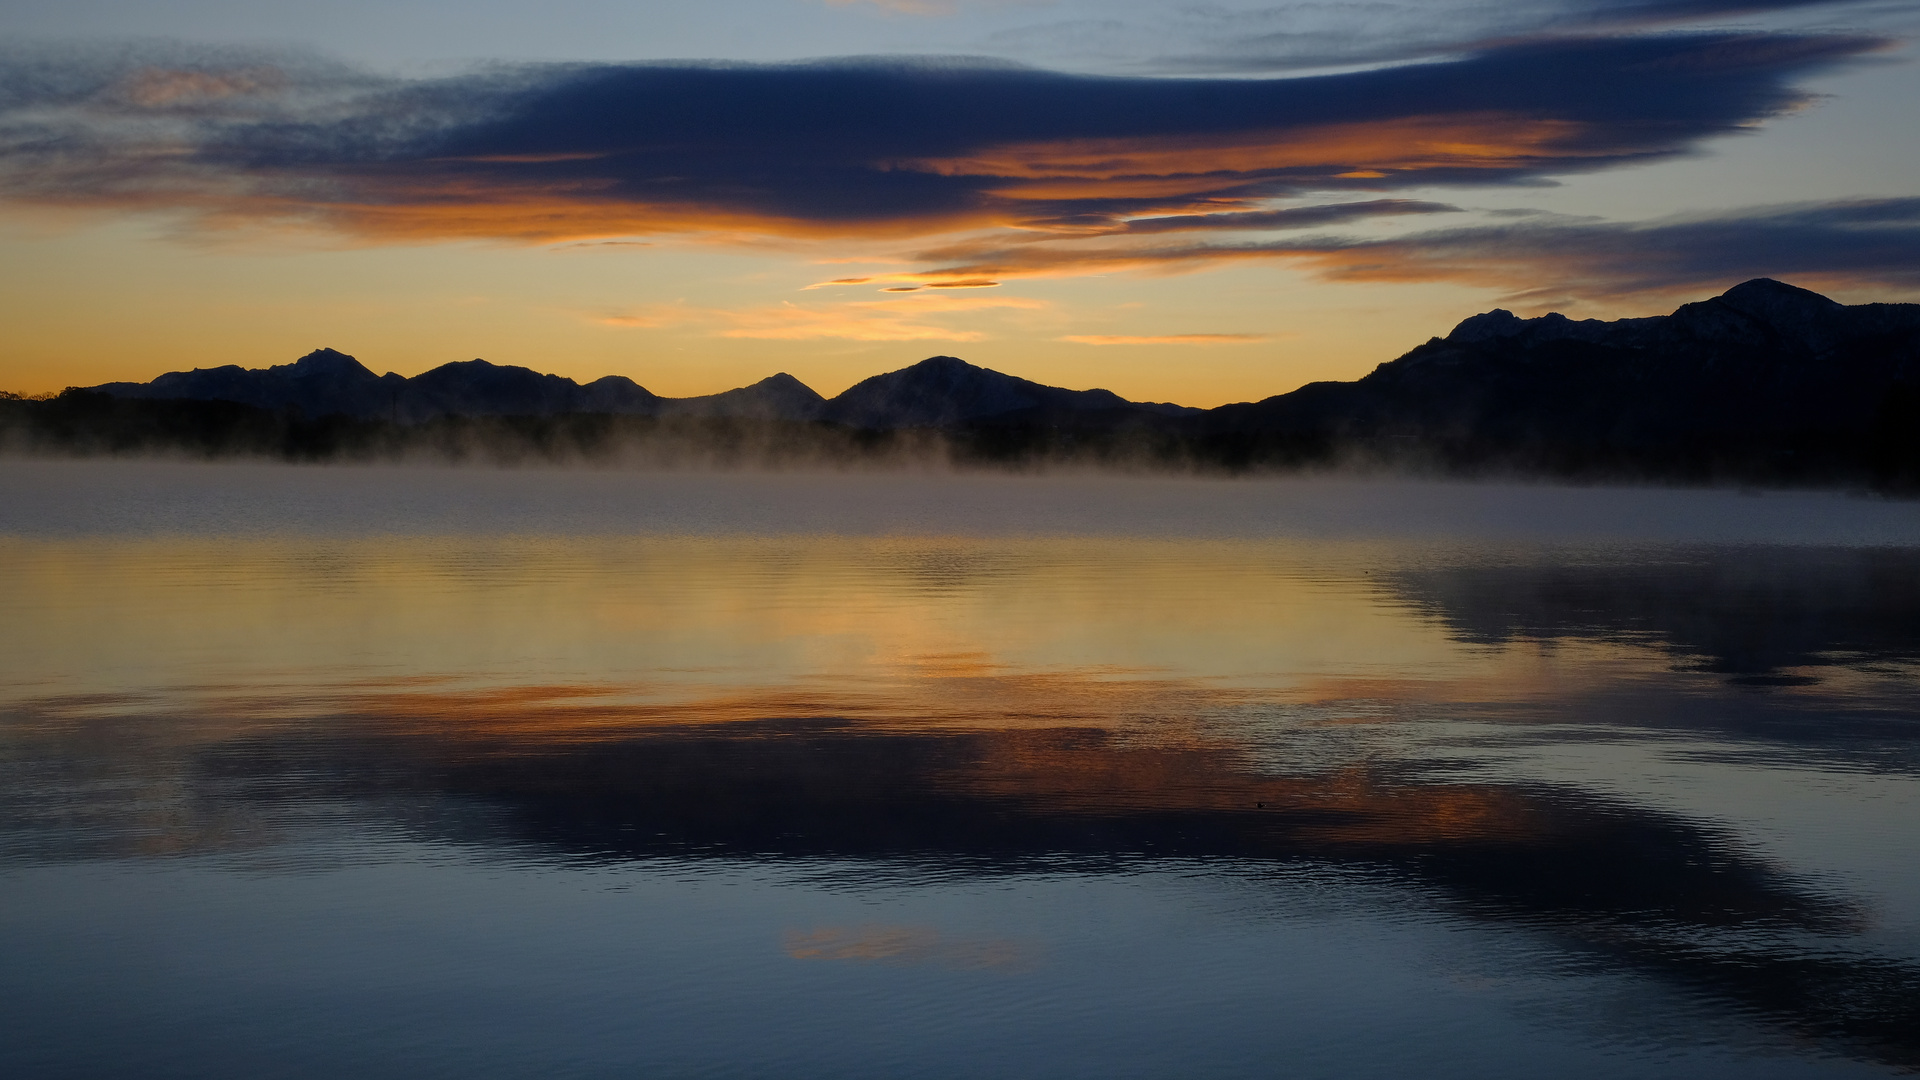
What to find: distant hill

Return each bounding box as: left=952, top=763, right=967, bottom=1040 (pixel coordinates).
left=9, top=279, right=1918, bottom=487
left=85, top=350, right=1179, bottom=427
left=660, top=373, right=826, bottom=421
left=89, top=350, right=829, bottom=423
left=93, top=348, right=411, bottom=419
left=1200, top=278, right=1920, bottom=482
left=822, top=355, right=1197, bottom=427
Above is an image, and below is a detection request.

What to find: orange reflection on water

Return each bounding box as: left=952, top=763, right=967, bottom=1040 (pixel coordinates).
left=0, top=533, right=1476, bottom=709
left=9, top=527, right=1885, bottom=866
left=784, top=925, right=1037, bottom=971
left=940, top=726, right=1549, bottom=849
left=0, top=677, right=1553, bottom=860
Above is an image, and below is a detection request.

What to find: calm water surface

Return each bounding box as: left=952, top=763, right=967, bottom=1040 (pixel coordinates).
left=3, top=462, right=1919, bottom=1078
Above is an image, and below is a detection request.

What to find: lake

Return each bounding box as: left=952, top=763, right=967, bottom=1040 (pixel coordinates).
left=3, top=461, right=1918, bottom=1078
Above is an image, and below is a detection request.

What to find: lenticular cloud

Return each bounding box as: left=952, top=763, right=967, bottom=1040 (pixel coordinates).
left=0, top=33, right=1882, bottom=246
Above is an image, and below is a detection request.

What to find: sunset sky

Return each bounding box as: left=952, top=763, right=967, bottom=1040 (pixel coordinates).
left=3, top=0, right=1918, bottom=404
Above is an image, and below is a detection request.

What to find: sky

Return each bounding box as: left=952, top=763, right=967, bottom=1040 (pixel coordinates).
left=2, top=0, right=1918, bottom=404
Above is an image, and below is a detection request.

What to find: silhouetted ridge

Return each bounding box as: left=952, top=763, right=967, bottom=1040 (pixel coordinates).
left=579, top=375, right=661, bottom=414
left=664, top=373, right=826, bottom=420
left=1204, top=278, right=1920, bottom=485
left=81, top=350, right=1186, bottom=428
left=92, top=347, right=406, bottom=419
left=822, top=355, right=1140, bottom=428
left=405, top=359, right=588, bottom=420
left=83, top=352, right=834, bottom=423
left=19, top=278, right=1920, bottom=486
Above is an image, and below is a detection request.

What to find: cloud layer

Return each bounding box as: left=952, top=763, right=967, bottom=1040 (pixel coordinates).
left=2, top=30, right=1914, bottom=301
left=1049, top=0, right=1883, bottom=74
left=909, top=198, right=1920, bottom=301
left=0, top=33, right=1882, bottom=238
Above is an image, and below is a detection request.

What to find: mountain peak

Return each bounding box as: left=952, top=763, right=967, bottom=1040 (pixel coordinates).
left=1656, top=278, right=1850, bottom=351
left=285, top=348, right=379, bottom=379
left=1718, top=277, right=1837, bottom=304
left=751, top=372, right=822, bottom=394
left=291, top=347, right=359, bottom=365
left=1437, top=280, right=1851, bottom=354
left=891, top=355, right=984, bottom=383
left=659, top=371, right=827, bottom=420
left=823, top=356, right=1037, bottom=428
left=1447, top=309, right=1525, bottom=343
left=820, top=355, right=1149, bottom=427
left=1713, top=278, right=1842, bottom=321
left=423, top=358, right=506, bottom=375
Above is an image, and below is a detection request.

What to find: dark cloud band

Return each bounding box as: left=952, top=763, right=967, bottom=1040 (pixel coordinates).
left=0, top=31, right=1884, bottom=242
left=912, top=198, right=1920, bottom=300
left=1139, top=0, right=1879, bottom=73
left=1309, top=197, right=1920, bottom=299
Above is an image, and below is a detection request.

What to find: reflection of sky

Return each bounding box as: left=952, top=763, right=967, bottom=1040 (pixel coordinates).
left=4, top=468, right=1920, bottom=1073
left=1, top=0, right=1915, bottom=401
left=3, top=853, right=1757, bottom=1079
left=0, top=532, right=1457, bottom=699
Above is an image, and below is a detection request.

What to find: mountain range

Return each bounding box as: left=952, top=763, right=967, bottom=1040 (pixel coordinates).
left=12, top=278, right=1919, bottom=485
left=90, top=347, right=1199, bottom=428
left=1205, top=277, right=1920, bottom=477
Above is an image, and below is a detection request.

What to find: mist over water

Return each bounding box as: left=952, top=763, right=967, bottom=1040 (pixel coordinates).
left=6, top=459, right=1919, bottom=543
left=3, top=461, right=1918, bottom=1078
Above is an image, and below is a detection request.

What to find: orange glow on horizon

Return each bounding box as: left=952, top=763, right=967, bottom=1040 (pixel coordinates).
left=1060, top=333, right=1270, bottom=345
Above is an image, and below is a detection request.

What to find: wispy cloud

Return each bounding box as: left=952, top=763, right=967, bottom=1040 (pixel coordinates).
left=995, top=0, right=1879, bottom=76
left=593, top=313, right=678, bottom=328
left=1111, top=200, right=1460, bottom=236
left=584, top=289, right=1044, bottom=340
left=718, top=301, right=990, bottom=341
left=909, top=198, right=1920, bottom=302
left=1291, top=198, right=1920, bottom=302
left=557, top=239, right=653, bottom=249
left=1060, top=333, right=1270, bottom=345
left=117, top=66, right=291, bottom=108
left=878, top=278, right=1001, bottom=291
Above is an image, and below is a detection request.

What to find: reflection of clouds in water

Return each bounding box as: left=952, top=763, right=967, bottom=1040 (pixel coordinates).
left=1382, top=547, right=1920, bottom=680
left=5, top=496, right=1920, bottom=1070
left=1204, top=699, right=1407, bottom=777
left=784, top=925, right=1037, bottom=971
left=6, top=687, right=1920, bottom=1066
